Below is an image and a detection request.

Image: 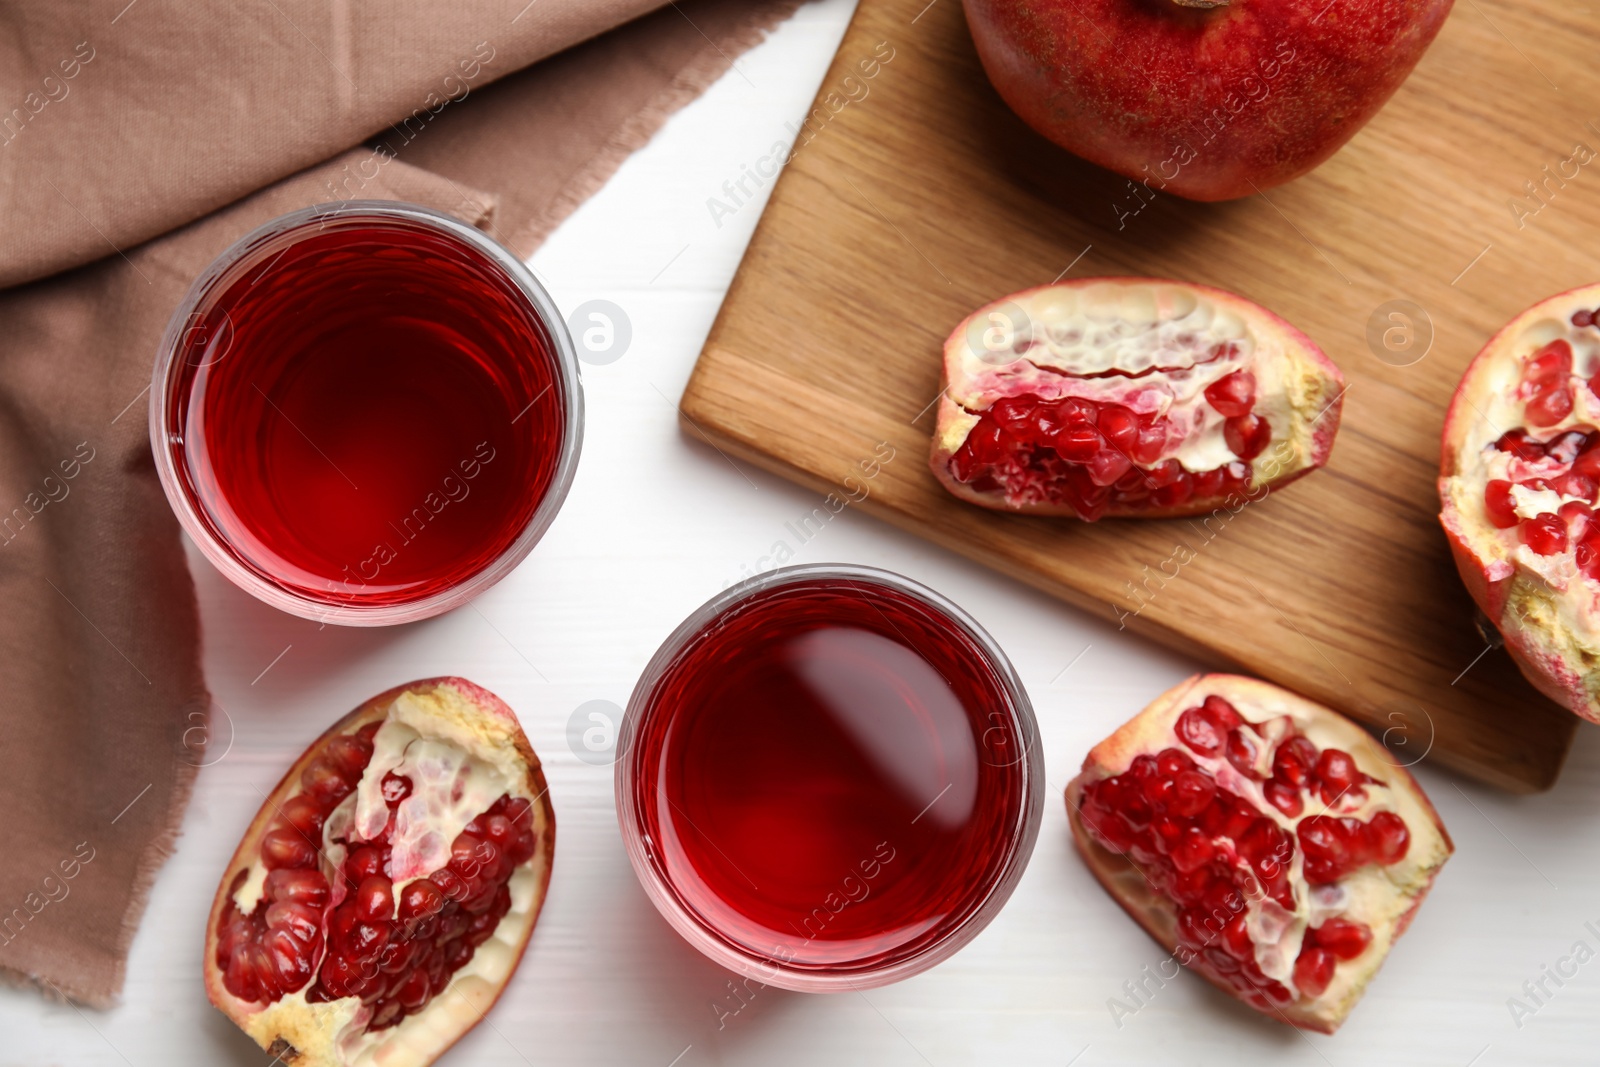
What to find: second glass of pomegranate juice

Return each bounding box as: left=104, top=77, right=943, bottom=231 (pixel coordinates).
left=617, top=564, right=1044, bottom=990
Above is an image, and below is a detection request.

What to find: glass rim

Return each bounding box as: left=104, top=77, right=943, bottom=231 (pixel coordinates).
left=148, top=200, right=585, bottom=627
left=614, top=562, right=1045, bottom=993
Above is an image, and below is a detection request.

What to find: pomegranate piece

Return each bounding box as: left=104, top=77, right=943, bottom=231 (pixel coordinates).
left=963, top=0, right=1454, bottom=201
left=1066, top=673, right=1452, bottom=1034
left=203, top=678, right=555, bottom=1067
left=1440, top=284, right=1600, bottom=723
left=930, top=279, right=1345, bottom=520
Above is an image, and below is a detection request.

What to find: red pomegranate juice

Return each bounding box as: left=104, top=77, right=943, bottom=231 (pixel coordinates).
left=628, top=576, right=1030, bottom=975
left=165, top=217, right=563, bottom=608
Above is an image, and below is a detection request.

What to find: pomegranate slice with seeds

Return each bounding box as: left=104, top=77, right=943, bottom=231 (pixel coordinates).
left=1065, top=674, right=1451, bottom=1034
left=930, top=279, right=1345, bottom=519
left=1441, top=284, right=1600, bottom=722
left=203, top=678, right=554, bottom=1067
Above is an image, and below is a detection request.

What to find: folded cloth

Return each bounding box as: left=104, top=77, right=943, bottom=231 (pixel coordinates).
left=0, top=0, right=801, bottom=1006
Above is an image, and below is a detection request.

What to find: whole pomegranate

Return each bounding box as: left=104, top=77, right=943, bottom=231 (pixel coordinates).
left=204, top=678, right=554, bottom=1067
left=1441, top=285, right=1600, bottom=722
left=930, top=278, right=1344, bottom=519
left=964, top=0, right=1455, bottom=201
left=1067, top=674, right=1451, bottom=1033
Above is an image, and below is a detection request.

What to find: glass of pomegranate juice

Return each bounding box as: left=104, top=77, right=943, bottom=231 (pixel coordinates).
left=151, top=202, right=582, bottom=624
left=617, top=564, right=1044, bottom=990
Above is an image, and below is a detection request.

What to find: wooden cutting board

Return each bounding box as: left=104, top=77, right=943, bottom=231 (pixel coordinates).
left=682, top=0, right=1594, bottom=791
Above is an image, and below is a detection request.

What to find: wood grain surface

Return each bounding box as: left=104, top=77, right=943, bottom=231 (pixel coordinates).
left=681, top=0, right=1595, bottom=791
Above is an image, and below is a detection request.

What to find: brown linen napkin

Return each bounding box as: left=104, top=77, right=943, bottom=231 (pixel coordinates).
left=0, top=0, right=800, bottom=1006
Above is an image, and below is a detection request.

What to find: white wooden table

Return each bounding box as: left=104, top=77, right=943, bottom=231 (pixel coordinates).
left=8, top=3, right=1600, bottom=1063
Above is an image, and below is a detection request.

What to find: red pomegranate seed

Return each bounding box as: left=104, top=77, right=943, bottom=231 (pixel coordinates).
left=1483, top=480, right=1519, bottom=528
left=994, top=396, right=1037, bottom=434
left=1560, top=501, right=1594, bottom=542
left=302, top=758, right=355, bottom=808
left=1151, top=469, right=1195, bottom=508
left=1545, top=429, right=1594, bottom=464
left=948, top=446, right=980, bottom=483
left=1365, top=811, right=1410, bottom=864
left=1224, top=413, right=1271, bottom=460
left=1525, top=339, right=1573, bottom=383
left=1298, top=816, right=1350, bottom=884
left=1132, top=425, right=1167, bottom=464
left=1222, top=913, right=1253, bottom=960
left=1204, top=370, right=1257, bottom=418
left=1193, top=467, right=1226, bottom=498
left=264, top=927, right=315, bottom=989
left=278, top=795, right=327, bottom=838
left=1176, top=707, right=1224, bottom=756
left=1310, top=916, right=1373, bottom=961
left=399, top=879, right=446, bottom=922
left=967, top=421, right=1006, bottom=463
left=1495, top=428, right=1546, bottom=462
left=1314, top=749, right=1359, bottom=792
left=1205, top=946, right=1240, bottom=974
left=1145, top=459, right=1182, bottom=489
left=1559, top=472, right=1599, bottom=504
left=1061, top=397, right=1097, bottom=425
left=325, top=734, right=374, bottom=779
left=1087, top=448, right=1132, bottom=487
left=1293, top=945, right=1337, bottom=998
left=1171, top=826, right=1215, bottom=872
left=1225, top=728, right=1261, bottom=778
left=1578, top=531, right=1600, bottom=580
left=1526, top=383, right=1574, bottom=427
left=260, top=828, right=317, bottom=870
left=354, top=876, right=395, bottom=922
left=1203, top=695, right=1243, bottom=730
left=381, top=772, right=413, bottom=805
left=1054, top=425, right=1103, bottom=461
left=1264, top=778, right=1304, bottom=817
left=1157, top=747, right=1192, bottom=775
left=483, top=813, right=517, bottom=848
left=265, top=900, right=322, bottom=945
left=346, top=845, right=385, bottom=881
left=1098, top=405, right=1139, bottom=452
left=1169, top=770, right=1215, bottom=816
left=395, top=968, right=432, bottom=1011
left=1271, top=736, right=1318, bottom=786
left=1521, top=512, right=1569, bottom=555
left=1575, top=309, right=1595, bottom=328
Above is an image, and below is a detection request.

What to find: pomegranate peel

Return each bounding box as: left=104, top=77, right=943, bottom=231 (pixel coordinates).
left=930, top=279, right=1343, bottom=519
left=963, top=0, right=1455, bottom=201
left=1441, top=284, right=1600, bottom=721
left=1066, top=674, right=1450, bottom=1033
left=204, top=677, right=554, bottom=1067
